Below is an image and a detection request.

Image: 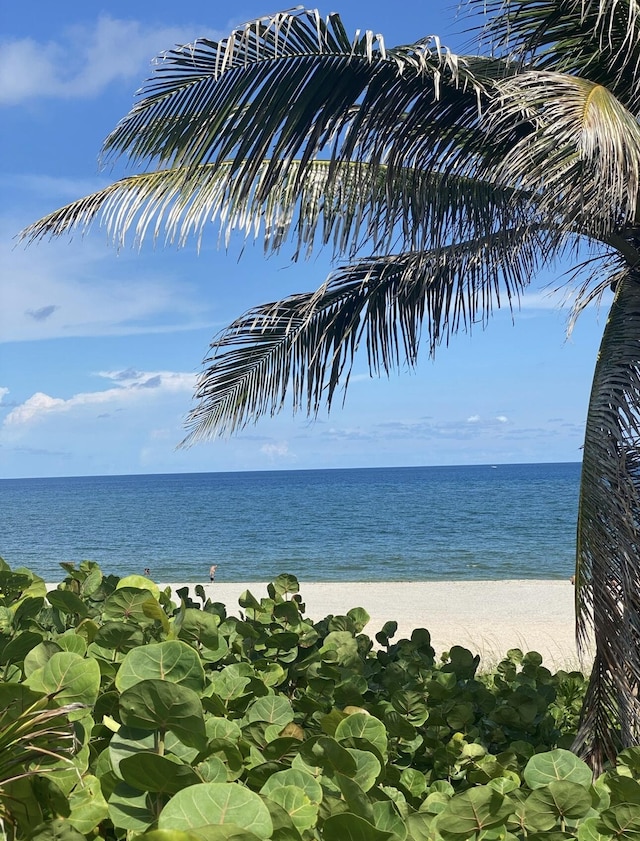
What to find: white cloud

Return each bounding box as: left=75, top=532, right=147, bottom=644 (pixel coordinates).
left=467, top=414, right=480, bottom=423
left=496, top=415, right=508, bottom=423
left=4, top=370, right=195, bottom=427
left=260, top=441, right=293, bottom=459
left=518, top=287, right=614, bottom=312
left=0, top=387, right=10, bottom=404
left=0, top=17, right=223, bottom=105
left=0, top=211, right=217, bottom=342
left=6, top=392, right=66, bottom=425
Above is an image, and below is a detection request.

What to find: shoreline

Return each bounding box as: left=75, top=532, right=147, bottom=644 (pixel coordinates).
left=160, top=579, right=588, bottom=670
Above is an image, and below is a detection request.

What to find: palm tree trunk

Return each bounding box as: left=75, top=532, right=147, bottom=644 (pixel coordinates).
left=573, top=270, right=640, bottom=773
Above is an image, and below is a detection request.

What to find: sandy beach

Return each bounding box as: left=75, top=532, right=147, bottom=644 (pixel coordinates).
left=162, top=579, right=589, bottom=670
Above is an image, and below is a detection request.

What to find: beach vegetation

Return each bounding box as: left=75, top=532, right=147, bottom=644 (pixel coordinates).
left=19, top=0, right=640, bottom=773
left=7, top=559, right=640, bottom=840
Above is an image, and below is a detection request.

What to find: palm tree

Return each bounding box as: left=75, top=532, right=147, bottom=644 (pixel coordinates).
left=22, top=1, right=640, bottom=771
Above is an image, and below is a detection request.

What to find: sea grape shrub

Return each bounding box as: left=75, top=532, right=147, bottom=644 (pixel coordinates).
left=5, top=557, right=632, bottom=841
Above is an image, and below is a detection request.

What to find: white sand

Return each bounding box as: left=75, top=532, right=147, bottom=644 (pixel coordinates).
left=163, top=579, right=590, bottom=670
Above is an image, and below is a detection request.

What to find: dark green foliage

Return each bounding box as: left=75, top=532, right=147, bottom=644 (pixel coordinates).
left=0, top=559, right=636, bottom=839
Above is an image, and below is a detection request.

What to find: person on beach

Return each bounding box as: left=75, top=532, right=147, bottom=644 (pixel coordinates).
left=210, top=564, right=218, bottom=582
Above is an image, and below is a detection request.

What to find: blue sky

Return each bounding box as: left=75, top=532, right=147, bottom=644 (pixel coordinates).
left=0, top=1, right=609, bottom=478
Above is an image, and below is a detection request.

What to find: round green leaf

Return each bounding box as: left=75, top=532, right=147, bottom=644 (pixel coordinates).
left=371, top=801, right=407, bottom=841
left=120, top=753, right=202, bottom=793
left=254, top=662, right=286, bottom=688
left=206, top=717, right=242, bottom=743
left=29, top=819, right=87, bottom=841
left=265, top=632, right=299, bottom=651
left=94, top=622, right=144, bottom=652
left=335, top=713, right=388, bottom=758
left=0, top=630, right=43, bottom=666
left=136, top=831, right=264, bottom=841
left=178, top=608, right=220, bottom=648
left=246, top=695, right=294, bottom=727
left=116, top=641, right=206, bottom=693
left=25, top=651, right=100, bottom=715
left=109, top=728, right=156, bottom=779
left=108, top=782, right=155, bottom=831
left=68, top=774, right=109, bottom=833
left=322, top=813, right=393, bottom=841
left=119, top=679, right=206, bottom=749
left=606, top=775, right=640, bottom=806
left=117, top=575, right=161, bottom=598
left=524, top=750, right=593, bottom=790
left=299, top=736, right=357, bottom=776
left=347, top=748, right=381, bottom=792
left=437, top=788, right=513, bottom=838
left=262, top=785, right=317, bottom=832
left=347, top=607, right=370, bottom=632
left=524, top=781, right=593, bottom=831
left=23, top=641, right=62, bottom=677
left=268, top=575, right=299, bottom=599
left=422, top=792, right=450, bottom=816
left=385, top=710, right=418, bottom=740
left=336, top=773, right=374, bottom=823
left=210, top=664, right=254, bottom=701
left=46, top=590, right=89, bottom=618
left=487, top=777, right=520, bottom=795
left=262, top=736, right=304, bottom=762
left=238, top=590, right=261, bottom=610
left=391, top=691, right=429, bottom=727
left=525, top=834, right=578, bottom=841
left=597, top=803, right=640, bottom=838
left=399, top=768, right=427, bottom=798
left=158, top=783, right=273, bottom=838
left=195, top=756, right=228, bottom=784
left=103, top=588, right=158, bottom=624
left=405, top=812, right=434, bottom=841
left=577, top=817, right=615, bottom=841
left=617, top=747, right=640, bottom=775
left=261, top=768, right=323, bottom=805
left=131, top=832, right=206, bottom=841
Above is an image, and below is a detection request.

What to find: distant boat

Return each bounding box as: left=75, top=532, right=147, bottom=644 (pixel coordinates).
left=491, top=465, right=497, bottom=469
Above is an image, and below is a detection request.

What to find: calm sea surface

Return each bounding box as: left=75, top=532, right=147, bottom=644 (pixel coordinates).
left=0, top=463, right=581, bottom=583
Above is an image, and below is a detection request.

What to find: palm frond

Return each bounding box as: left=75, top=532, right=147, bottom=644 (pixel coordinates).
left=564, top=250, right=628, bottom=334
left=102, top=9, right=492, bottom=175
left=485, top=70, right=640, bottom=239
left=182, top=228, right=544, bottom=443
left=20, top=160, right=533, bottom=260
left=573, top=270, right=640, bottom=772
left=0, top=697, right=81, bottom=787
left=482, top=0, right=640, bottom=115
left=95, top=8, right=522, bottom=225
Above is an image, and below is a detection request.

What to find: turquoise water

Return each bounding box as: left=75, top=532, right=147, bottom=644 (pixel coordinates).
left=0, top=463, right=581, bottom=583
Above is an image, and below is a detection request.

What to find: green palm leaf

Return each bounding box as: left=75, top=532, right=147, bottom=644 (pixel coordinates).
left=101, top=8, right=491, bottom=177
left=21, top=160, right=532, bottom=260
left=484, top=70, right=640, bottom=239
left=183, top=229, right=544, bottom=443
left=484, top=0, right=640, bottom=115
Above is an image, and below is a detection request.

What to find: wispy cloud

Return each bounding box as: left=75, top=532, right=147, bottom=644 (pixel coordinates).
left=0, top=212, right=218, bottom=342
left=260, top=441, right=294, bottom=461
left=0, top=16, right=222, bottom=105
left=518, top=286, right=613, bottom=312
left=4, top=369, right=195, bottom=427
left=26, top=304, right=59, bottom=322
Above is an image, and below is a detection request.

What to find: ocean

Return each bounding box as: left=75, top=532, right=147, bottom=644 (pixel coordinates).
left=0, top=463, right=581, bottom=583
